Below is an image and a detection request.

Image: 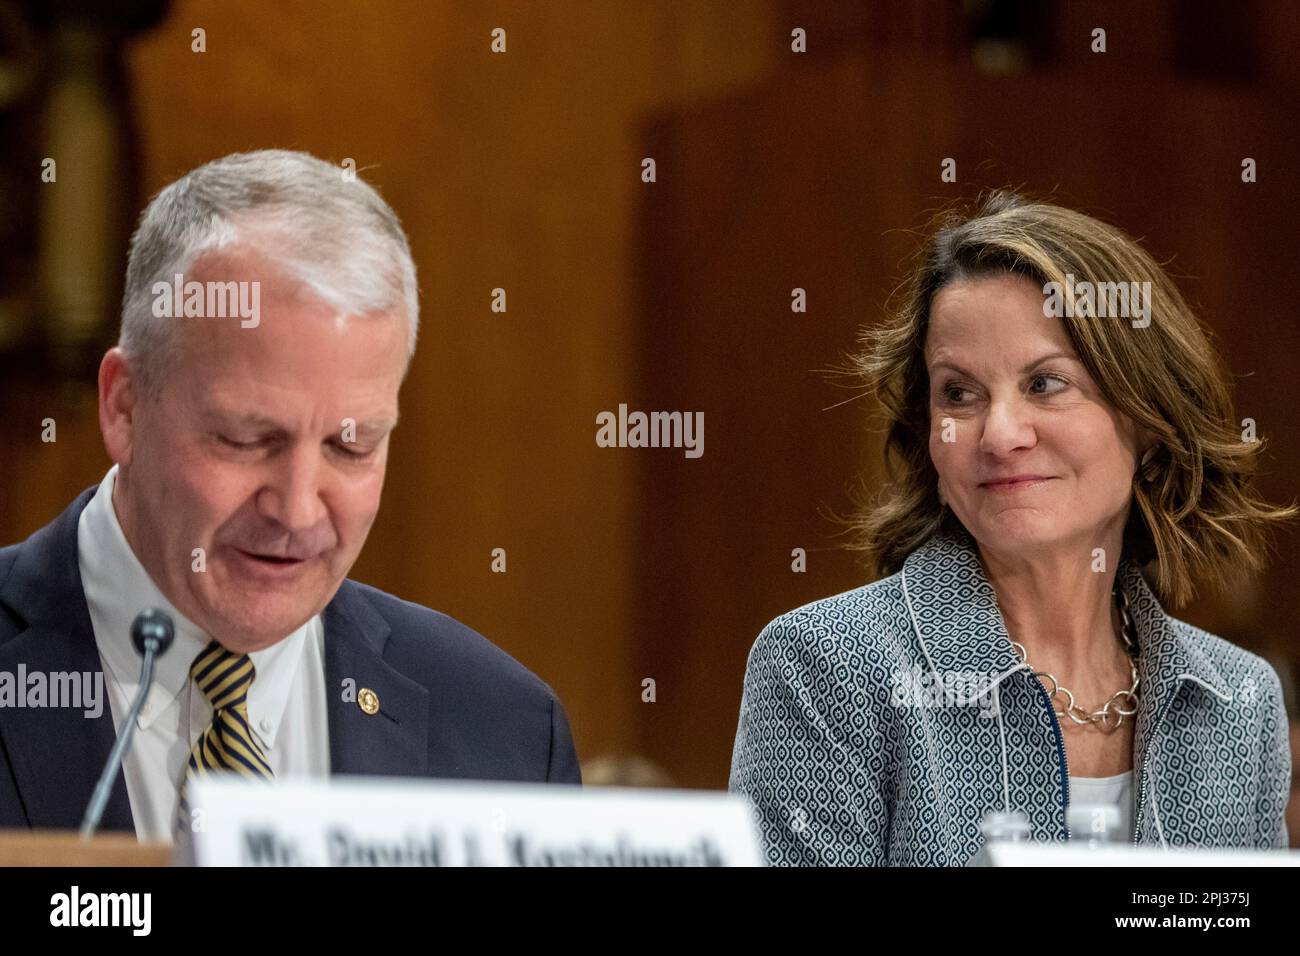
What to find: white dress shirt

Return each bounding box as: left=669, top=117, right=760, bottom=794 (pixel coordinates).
left=1070, top=770, right=1136, bottom=842
left=77, top=465, right=330, bottom=843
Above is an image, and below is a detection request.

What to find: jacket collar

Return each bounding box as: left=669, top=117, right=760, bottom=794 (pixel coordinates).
left=900, top=524, right=1235, bottom=758
left=321, top=579, right=431, bottom=777
left=0, top=487, right=131, bottom=831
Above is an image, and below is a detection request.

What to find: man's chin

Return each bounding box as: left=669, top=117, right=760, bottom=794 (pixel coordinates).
left=197, top=594, right=326, bottom=652
left=207, top=614, right=314, bottom=652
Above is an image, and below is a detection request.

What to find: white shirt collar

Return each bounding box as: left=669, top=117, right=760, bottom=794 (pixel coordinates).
left=77, top=465, right=316, bottom=749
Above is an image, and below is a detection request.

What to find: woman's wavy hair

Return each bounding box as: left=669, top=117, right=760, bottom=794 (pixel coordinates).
left=850, top=189, right=1296, bottom=608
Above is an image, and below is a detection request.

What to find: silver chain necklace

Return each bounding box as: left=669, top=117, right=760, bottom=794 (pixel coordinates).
left=1008, top=585, right=1140, bottom=732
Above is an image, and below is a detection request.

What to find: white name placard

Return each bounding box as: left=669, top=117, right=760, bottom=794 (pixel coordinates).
left=986, top=843, right=1300, bottom=867
left=189, top=777, right=764, bottom=866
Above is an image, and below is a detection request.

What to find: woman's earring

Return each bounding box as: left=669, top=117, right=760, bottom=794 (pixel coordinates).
left=1137, top=446, right=1158, bottom=484
left=937, top=483, right=948, bottom=507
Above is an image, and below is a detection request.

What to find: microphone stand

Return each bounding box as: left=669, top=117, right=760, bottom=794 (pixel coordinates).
left=80, top=608, right=174, bottom=838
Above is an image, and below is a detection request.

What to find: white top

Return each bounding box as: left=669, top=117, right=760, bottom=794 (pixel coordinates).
left=1069, top=770, right=1136, bottom=842
left=77, top=465, right=330, bottom=843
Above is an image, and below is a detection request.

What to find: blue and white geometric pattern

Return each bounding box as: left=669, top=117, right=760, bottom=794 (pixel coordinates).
left=728, top=525, right=1292, bottom=865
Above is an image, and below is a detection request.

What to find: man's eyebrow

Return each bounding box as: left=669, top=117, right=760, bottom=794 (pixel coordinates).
left=928, top=352, right=1079, bottom=377
left=203, top=410, right=398, bottom=435
left=347, top=419, right=398, bottom=438
left=204, top=410, right=285, bottom=430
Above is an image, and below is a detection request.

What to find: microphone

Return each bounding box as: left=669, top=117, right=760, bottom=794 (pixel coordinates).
left=80, top=608, right=175, bottom=838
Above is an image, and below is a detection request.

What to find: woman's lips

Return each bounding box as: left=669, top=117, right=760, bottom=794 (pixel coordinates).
left=979, top=476, right=1055, bottom=492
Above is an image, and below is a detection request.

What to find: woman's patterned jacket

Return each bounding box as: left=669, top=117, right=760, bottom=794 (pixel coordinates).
left=729, top=526, right=1292, bottom=865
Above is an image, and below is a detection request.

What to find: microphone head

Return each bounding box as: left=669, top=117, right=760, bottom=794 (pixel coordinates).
left=130, top=608, right=175, bottom=657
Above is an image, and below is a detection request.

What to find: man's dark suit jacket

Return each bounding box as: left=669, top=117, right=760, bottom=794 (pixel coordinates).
left=0, top=488, right=581, bottom=832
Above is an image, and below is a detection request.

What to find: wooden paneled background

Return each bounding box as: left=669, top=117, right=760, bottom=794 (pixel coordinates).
left=1, top=4, right=1297, bottom=824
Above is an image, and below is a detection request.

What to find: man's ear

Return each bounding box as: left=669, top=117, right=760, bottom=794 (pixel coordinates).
left=98, top=347, right=137, bottom=467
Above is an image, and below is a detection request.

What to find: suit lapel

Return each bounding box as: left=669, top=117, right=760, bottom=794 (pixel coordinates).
left=1119, top=560, right=1236, bottom=844
left=1120, top=559, right=1235, bottom=768
left=322, top=581, right=429, bottom=777
left=0, top=488, right=133, bottom=831
left=901, top=525, right=1023, bottom=680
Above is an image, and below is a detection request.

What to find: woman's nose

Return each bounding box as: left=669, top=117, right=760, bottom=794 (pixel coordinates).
left=978, top=399, right=1037, bottom=457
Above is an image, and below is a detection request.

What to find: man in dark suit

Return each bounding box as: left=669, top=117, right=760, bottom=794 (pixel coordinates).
left=0, top=150, right=580, bottom=841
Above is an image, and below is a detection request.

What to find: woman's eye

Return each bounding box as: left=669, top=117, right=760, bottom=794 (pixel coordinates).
left=941, top=385, right=969, bottom=404
left=1028, top=373, right=1068, bottom=395
left=218, top=435, right=257, bottom=450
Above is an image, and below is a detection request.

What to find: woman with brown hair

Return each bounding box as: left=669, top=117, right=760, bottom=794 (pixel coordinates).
left=729, top=190, right=1295, bottom=866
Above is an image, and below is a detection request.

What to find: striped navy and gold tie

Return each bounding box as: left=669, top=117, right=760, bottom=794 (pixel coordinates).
left=176, top=640, right=274, bottom=834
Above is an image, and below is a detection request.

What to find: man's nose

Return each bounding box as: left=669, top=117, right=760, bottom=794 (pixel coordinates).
left=257, top=445, right=328, bottom=532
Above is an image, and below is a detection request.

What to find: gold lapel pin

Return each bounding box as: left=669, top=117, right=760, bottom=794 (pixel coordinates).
left=358, top=688, right=380, bottom=715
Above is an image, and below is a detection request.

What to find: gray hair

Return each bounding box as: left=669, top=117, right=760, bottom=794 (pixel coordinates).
left=119, top=149, right=419, bottom=393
